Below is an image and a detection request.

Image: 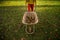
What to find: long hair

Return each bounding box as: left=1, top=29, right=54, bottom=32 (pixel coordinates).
left=26, top=0, right=30, bottom=2
left=33, top=0, right=36, bottom=2
left=26, top=0, right=36, bottom=3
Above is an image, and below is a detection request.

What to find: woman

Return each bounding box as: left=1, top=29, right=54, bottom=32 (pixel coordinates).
left=26, top=0, right=36, bottom=12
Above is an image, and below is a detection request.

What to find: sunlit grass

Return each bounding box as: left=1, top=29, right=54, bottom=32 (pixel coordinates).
left=0, top=1, right=60, bottom=6
left=37, top=1, right=60, bottom=5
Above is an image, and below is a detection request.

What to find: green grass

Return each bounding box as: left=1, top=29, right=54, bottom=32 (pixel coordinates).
left=0, top=1, right=60, bottom=6
left=0, top=6, right=60, bottom=40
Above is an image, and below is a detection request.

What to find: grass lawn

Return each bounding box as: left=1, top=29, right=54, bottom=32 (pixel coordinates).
left=0, top=1, right=60, bottom=40
left=0, top=1, right=60, bottom=6
left=0, top=6, right=60, bottom=40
